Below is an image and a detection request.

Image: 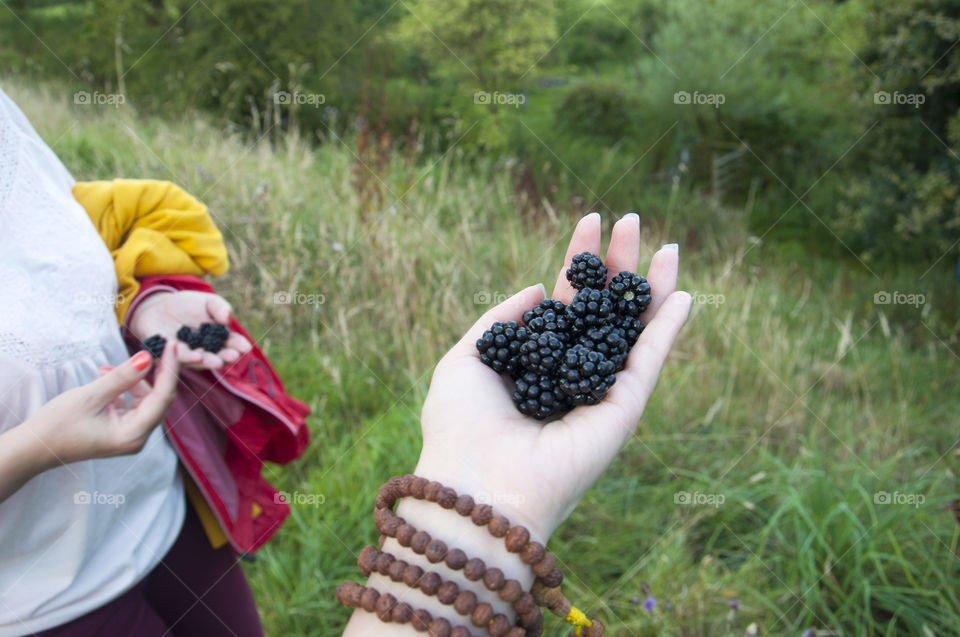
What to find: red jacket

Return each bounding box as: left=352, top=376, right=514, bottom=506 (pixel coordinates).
left=125, top=275, right=310, bottom=554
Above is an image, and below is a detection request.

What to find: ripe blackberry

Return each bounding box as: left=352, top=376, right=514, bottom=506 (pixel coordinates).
left=141, top=334, right=166, bottom=359
left=177, top=325, right=203, bottom=350
left=519, top=331, right=566, bottom=375
left=523, top=304, right=570, bottom=336
left=198, top=323, right=230, bottom=353
left=557, top=345, right=617, bottom=406
left=577, top=324, right=629, bottom=371
left=522, top=298, right=566, bottom=325
left=477, top=321, right=528, bottom=377
left=615, top=315, right=645, bottom=348
left=566, top=252, right=608, bottom=290
left=512, top=371, right=568, bottom=420
left=609, top=271, right=651, bottom=317
left=565, top=287, right=613, bottom=333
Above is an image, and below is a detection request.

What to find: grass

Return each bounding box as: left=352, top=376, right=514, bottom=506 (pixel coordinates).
left=7, top=77, right=960, bottom=636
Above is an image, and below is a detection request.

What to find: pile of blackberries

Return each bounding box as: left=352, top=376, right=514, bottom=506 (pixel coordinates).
left=477, top=252, right=651, bottom=420
left=140, top=323, right=231, bottom=358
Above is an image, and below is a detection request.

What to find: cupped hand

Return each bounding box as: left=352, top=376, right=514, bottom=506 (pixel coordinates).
left=417, top=213, right=692, bottom=542
left=128, top=290, right=251, bottom=370
left=31, top=341, right=181, bottom=464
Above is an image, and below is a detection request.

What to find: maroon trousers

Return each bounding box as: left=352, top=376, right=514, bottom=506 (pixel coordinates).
left=32, top=497, right=264, bottom=637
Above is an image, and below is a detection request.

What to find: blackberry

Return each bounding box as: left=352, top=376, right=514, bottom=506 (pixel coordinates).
left=519, top=331, right=566, bottom=375
left=609, top=271, right=651, bottom=317
left=512, top=371, right=568, bottom=420
left=177, top=325, right=204, bottom=350
left=522, top=299, right=569, bottom=334
left=476, top=321, right=528, bottom=377
left=557, top=345, right=617, bottom=406
left=141, top=334, right=167, bottom=359
left=566, top=252, right=608, bottom=290
left=565, top=287, right=613, bottom=333
left=198, top=322, right=230, bottom=353
left=615, top=315, right=645, bottom=348
left=522, top=298, right=566, bottom=324
left=577, top=324, right=629, bottom=371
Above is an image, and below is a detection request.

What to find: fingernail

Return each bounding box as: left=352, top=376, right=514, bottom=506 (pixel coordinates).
left=174, top=343, right=179, bottom=356
left=535, top=283, right=547, bottom=298
left=585, top=211, right=600, bottom=220
left=131, top=351, right=151, bottom=370
left=662, top=243, right=679, bottom=252
left=624, top=213, right=639, bottom=224
left=98, top=366, right=114, bottom=373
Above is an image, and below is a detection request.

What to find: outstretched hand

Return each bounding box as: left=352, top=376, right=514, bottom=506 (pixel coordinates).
left=417, top=212, right=692, bottom=542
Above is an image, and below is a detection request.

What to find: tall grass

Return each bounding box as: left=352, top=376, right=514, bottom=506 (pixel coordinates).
left=8, top=77, right=960, bottom=636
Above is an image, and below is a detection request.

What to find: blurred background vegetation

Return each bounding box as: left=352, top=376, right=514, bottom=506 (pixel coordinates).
left=4, top=0, right=960, bottom=635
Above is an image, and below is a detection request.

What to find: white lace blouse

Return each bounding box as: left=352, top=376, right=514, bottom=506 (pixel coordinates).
left=0, top=88, right=185, bottom=635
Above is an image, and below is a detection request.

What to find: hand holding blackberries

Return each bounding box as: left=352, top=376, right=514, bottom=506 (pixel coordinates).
left=128, top=290, right=252, bottom=369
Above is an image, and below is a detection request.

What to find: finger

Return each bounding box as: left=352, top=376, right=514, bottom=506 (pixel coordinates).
left=206, top=295, right=233, bottom=324
left=199, top=351, right=224, bottom=370
left=177, top=346, right=205, bottom=365
left=640, top=243, right=679, bottom=323
left=218, top=348, right=241, bottom=364
left=225, top=332, right=251, bottom=354
left=122, top=340, right=181, bottom=432
left=89, top=351, right=153, bottom=407
left=578, top=290, right=692, bottom=449
left=552, top=212, right=602, bottom=303
left=128, top=379, right=152, bottom=400
left=603, top=213, right=641, bottom=284
left=448, top=283, right=547, bottom=360
left=98, top=365, right=114, bottom=378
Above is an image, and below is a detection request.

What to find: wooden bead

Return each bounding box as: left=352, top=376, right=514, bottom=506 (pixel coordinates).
left=358, top=545, right=378, bottom=575
left=520, top=608, right=543, bottom=635
left=425, top=539, right=448, bottom=563
left=398, top=474, right=415, bottom=495
left=581, top=622, right=604, bottom=637
left=411, top=476, right=429, bottom=498
left=419, top=571, right=442, bottom=595
left=412, top=608, right=433, bottom=631
left=498, top=579, right=523, bottom=602
left=504, top=525, right=530, bottom=552
left=482, top=567, right=505, bottom=591
left=436, top=581, right=459, bottom=604
left=488, top=515, right=510, bottom=537
left=488, top=613, right=512, bottom=636
left=520, top=541, right=545, bottom=565
left=470, top=602, right=494, bottom=627
left=428, top=617, right=451, bottom=637
left=453, top=589, right=478, bottom=615
left=360, top=587, right=379, bottom=612
left=374, top=551, right=394, bottom=575
left=454, top=494, right=474, bottom=516
left=540, top=566, right=563, bottom=588
left=375, top=509, right=403, bottom=536
left=450, top=628, right=471, bottom=637
left=335, top=581, right=363, bottom=606
left=402, top=564, right=424, bottom=587
left=410, top=530, right=431, bottom=554
left=424, top=480, right=443, bottom=502
left=438, top=487, right=458, bottom=509
left=378, top=534, right=386, bottom=548
left=387, top=558, right=406, bottom=581
left=505, top=628, right=526, bottom=637
left=444, top=548, right=468, bottom=570
left=531, top=552, right=555, bottom=577
left=396, top=523, right=416, bottom=547
left=470, top=503, right=493, bottom=526
left=375, top=591, right=396, bottom=621
left=463, top=557, right=486, bottom=581
left=391, top=601, right=414, bottom=624
left=375, top=481, right=399, bottom=509
left=513, top=591, right=535, bottom=615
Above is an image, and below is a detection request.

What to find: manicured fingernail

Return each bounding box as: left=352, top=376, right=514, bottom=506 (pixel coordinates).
left=131, top=351, right=151, bottom=370
left=662, top=243, right=679, bottom=252
left=99, top=366, right=114, bottom=373
left=535, top=283, right=547, bottom=298
left=174, top=343, right=179, bottom=356
left=624, top=213, right=639, bottom=224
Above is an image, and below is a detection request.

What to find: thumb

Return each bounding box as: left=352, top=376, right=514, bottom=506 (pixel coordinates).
left=88, top=350, right=154, bottom=407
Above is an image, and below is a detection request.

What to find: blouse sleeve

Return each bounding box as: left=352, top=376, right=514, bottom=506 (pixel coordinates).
left=72, top=179, right=229, bottom=324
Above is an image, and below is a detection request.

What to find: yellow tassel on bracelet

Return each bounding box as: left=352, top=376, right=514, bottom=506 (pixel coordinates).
left=565, top=605, right=592, bottom=635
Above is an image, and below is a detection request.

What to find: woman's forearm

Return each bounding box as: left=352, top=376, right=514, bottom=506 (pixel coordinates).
left=0, top=419, right=59, bottom=504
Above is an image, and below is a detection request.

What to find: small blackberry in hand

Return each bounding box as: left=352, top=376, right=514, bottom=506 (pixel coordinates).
left=577, top=324, right=629, bottom=371
left=557, top=344, right=617, bottom=406
left=615, top=316, right=645, bottom=348
left=522, top=298, right=566, bottom=325
left=609, top=271, right=651, bottom=317
left=177, top=325, right=204, bottom=350
left=565, top=288, right=613, bottom=333
left=141, top=334, right=167, bottom=359
left=519, top=331, right=566, bottom=375
left=524, top=305, right=570, bottom=336
left=512, top=371, right=568, bottom=420
left=198, top=323, right=230, bottom=353
left=477, top=321, right=528, bottom=377
left=566, top=252, right=608, bottom=290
